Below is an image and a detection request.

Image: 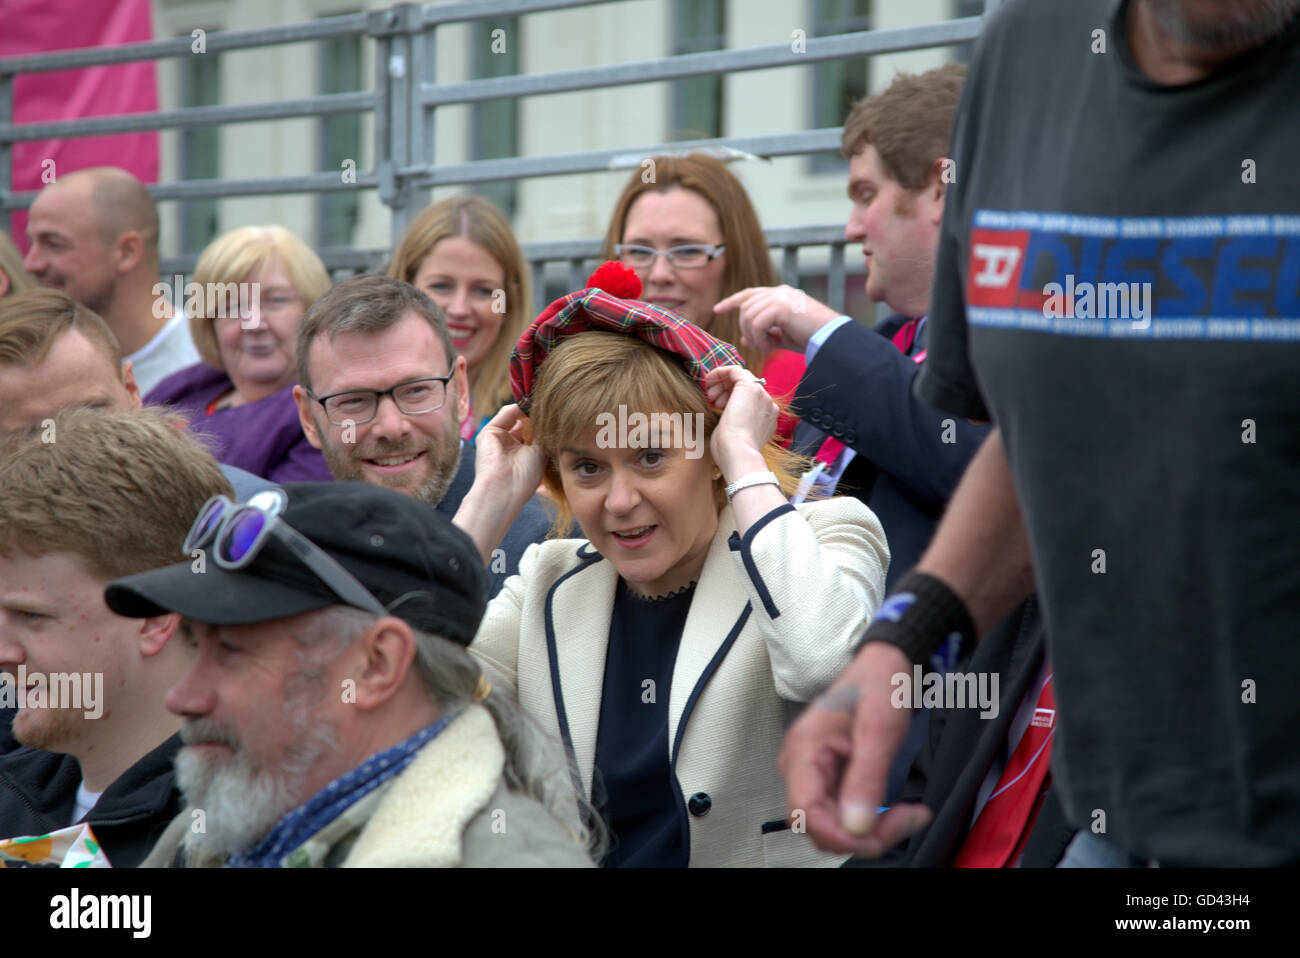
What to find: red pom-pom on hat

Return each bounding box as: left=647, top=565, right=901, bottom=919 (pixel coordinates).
left=585, top=261, right=642, bottom=299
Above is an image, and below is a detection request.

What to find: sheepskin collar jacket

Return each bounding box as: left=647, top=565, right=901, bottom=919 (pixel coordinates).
left=140, top=704, right=592, bottom=868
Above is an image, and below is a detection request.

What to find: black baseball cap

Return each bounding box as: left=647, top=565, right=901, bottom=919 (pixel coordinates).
left=104, top=481, right=489, bottom=646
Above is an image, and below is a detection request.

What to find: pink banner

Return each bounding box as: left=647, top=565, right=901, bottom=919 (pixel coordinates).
left=2, top=0, right=160, bottom=249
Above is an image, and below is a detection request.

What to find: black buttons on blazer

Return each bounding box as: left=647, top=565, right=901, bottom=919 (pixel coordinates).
left=844, top=429, right=857, bottom=444
left=688, top=792, right=712, bottom=817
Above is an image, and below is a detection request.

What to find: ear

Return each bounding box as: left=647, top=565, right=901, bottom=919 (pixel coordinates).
left=347, top=617, right=418, bottom=712
left=139, top=612, right=181, bottom=657
left=115, top=230, right=145, bottom=274
left=121, top=359, right=143, bottom=410
left=453, top=354, right=471, bottom=425
left=924, top=157, right=950, bottom=225
left=0, top=269, right=11, bottom=298
left=293, top=384, right=324, bottom=450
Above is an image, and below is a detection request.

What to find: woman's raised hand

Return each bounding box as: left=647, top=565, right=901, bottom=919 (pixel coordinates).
left=705, top=365, right=778, bottom=477
left=452, top=403, right=546, bottom=566
left=473, top=403, right=545, bottom=503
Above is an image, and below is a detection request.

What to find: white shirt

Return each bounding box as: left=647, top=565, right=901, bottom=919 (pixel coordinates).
left=969, top=657, right=1053, bottom=827
left=801, top=317, right=859, bottom=490
left=792, top=316, right=930, bottom=502
left=72, top=781, right=102, bottom=825
left=127, top=311, right=201, bottom=396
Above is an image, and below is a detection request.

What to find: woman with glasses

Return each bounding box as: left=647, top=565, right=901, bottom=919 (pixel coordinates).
left=602, top=153, right=804, bottom=445
left=146, top=225, right=333, bottom=482
left=388, top=196, right=532, bottom=443
left=459, top=265, right=889, bottom=867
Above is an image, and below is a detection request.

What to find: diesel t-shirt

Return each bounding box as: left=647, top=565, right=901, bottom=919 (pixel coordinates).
left=917, top=0, right=1300, bottom=865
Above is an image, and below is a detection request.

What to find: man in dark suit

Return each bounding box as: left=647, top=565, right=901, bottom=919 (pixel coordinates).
left=720, top=64, right=985, bottom=596
left=295, top=275, right=552, bottom=597
left=722, top=65, right=998, bottom=803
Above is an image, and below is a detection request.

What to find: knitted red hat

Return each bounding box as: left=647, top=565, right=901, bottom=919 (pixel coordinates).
left=509, top=261, right=745, bottom=414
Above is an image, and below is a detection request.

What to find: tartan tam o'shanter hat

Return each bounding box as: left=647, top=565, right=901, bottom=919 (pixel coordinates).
left=509, top=261, right=745, bottom=414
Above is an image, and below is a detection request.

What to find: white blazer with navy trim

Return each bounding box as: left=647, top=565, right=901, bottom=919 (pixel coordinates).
left=469, top=497, right=889, bottom=867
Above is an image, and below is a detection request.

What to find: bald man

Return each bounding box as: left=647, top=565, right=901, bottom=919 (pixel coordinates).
left=23, top=167, right=199, bottom=393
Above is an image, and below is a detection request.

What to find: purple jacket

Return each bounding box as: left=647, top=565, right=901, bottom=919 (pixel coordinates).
left=145, top=363, right=332, bottom=483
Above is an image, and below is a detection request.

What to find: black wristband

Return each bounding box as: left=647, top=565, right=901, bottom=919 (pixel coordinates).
left=853, top=570, right=977, bottom=668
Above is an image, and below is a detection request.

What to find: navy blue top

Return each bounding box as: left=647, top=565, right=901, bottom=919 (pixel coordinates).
left=593, top=580, right=694, bottom=868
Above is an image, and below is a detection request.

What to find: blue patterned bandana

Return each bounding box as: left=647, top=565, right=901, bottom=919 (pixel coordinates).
left=227, top=713, right=457, bottom=868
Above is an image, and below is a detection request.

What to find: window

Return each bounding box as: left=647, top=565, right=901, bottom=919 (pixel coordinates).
left=809, top=0, right=872, bottom=174
left=670, top=0, right=726, bottom=140
left=179, top=37, right=221, bottom=255
left=470, top=18, right=520, bottom=218
left=317, top=29, right=363, bottom=249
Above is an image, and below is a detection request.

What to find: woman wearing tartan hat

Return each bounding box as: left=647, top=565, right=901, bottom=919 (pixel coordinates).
left=601, top=153, right=806, bottom=446
left=455, top=262, right=889, bottom=867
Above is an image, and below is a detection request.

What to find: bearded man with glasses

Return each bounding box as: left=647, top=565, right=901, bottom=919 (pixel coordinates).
left=292, top=275, right=553, bottom=597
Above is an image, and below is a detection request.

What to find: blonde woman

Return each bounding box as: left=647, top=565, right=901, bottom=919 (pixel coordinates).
left=455, top=266, right=889, bottom=867
left=146, top=225, right=332, bottom=482
left=388, top=196, right=532, bottom=442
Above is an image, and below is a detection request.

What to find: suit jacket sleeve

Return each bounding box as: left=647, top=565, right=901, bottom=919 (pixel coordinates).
left=726, top=498, right=889, bottom=702
left=469, top=542, right=542, bottom=697
left=796, top=320, right=988, bottom=508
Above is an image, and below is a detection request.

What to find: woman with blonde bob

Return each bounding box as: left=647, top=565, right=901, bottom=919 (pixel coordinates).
left=147, top=225, right=332, bottom=482
left=455, top=265, right=889, bottom=867
left=388, top=195, right=532, bottom=441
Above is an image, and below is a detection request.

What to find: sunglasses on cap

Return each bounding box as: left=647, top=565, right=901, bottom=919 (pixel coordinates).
left=182, top=489, right=388, bottom=618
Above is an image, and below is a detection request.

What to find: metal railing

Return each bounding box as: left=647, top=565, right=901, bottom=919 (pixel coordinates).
left=0, top=0, right=999, bottom=314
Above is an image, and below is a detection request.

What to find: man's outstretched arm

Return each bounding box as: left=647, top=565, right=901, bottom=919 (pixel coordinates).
left=779, top=427, right=1035, bottom=855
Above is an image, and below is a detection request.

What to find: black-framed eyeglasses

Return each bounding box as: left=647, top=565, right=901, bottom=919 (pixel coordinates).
left=614, top=243, right=726, bottom=270
left=183, top=490, right=388, bottom=618
left=306, top=373, right=454, bottom=426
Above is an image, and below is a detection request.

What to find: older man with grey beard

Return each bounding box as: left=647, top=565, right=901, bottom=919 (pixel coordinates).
left=113, top=481, right=595, bottom=868
left=293, top=275, right=553, bottom=597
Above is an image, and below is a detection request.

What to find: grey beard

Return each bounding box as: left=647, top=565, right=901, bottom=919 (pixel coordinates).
left=411, top=442, right=462, bottom=507
left=1142, top=0, right=1300, bottom=53
left=176, top=713, right=339, bottom=860
left=176, top=745, right=302, bottom=859
left=314, top=409, right=462, bottom=508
